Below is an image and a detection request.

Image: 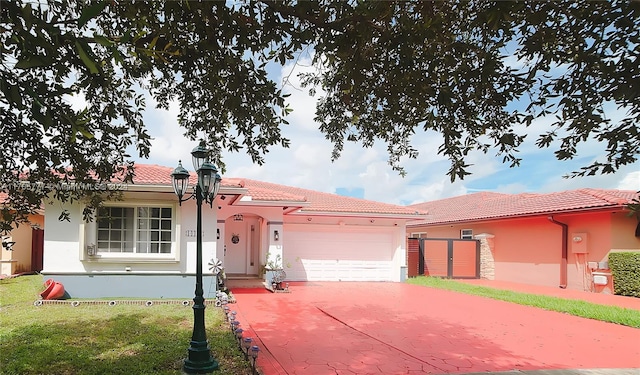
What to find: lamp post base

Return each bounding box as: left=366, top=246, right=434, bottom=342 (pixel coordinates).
left=183, top=340, right=219, bottom=374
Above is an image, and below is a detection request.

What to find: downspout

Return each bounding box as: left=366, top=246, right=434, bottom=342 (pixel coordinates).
left=548, top=216, right=568, bottom=289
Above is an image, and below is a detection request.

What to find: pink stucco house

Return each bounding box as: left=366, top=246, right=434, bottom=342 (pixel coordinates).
left=407, top=189, right=640, bottom=294
left=0, top=193, right=45, bottom=277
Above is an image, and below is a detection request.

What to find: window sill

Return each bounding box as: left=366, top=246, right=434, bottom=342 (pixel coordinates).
left=84, top=255, right=179, bottom=264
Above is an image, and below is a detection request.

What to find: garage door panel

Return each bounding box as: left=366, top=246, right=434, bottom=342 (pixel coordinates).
left=284, top=226, right=395, bottom=281
left=291, top=259, right=392, bottom=281
left=286, top=234, right=391, bottom=260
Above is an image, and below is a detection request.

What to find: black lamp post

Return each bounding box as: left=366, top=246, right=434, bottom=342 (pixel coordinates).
left=171, top=141, right=222, bottom=374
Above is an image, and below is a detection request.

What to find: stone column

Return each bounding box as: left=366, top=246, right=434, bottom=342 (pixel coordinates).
left=474, top=233, right=495, bottom=280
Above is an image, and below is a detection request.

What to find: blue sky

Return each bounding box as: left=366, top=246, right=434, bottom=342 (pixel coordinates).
left=129, top=58, right=639, bottom=205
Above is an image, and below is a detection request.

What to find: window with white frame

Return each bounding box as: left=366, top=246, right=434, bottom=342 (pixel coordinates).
left=97, top=206, right=173, bottom=254
left=410, top=232, right=427, bottom=238
left=460, top=229, right=473, bottom=239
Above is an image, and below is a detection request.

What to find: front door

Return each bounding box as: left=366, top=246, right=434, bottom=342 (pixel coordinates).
left=224, top=216, right=260, bottom=275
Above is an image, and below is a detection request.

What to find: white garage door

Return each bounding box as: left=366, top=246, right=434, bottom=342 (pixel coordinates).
left=283, top=225, right=395, bottom=281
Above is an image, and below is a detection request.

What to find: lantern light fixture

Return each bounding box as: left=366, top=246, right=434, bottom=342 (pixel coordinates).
left=170, top=141, right=223, bottom=374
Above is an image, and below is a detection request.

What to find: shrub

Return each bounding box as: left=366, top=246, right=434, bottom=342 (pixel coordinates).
left=609, top=251, right=640, bottom=298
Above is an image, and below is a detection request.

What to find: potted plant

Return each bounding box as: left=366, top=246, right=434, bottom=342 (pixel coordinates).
left=262, top=253, right=287, bottom=291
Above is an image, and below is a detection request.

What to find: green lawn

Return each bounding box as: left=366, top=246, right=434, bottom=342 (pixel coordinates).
left=4, top=275, right=637, bottom=374
left=0, top=275, right=252, bottom=375
left=406, top=276, right=640, bottom=328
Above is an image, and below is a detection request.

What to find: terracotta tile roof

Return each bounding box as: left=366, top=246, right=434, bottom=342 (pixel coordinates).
left=132, top=164, right=241, bottom=188
left=240, top=179, right=421, bottom=215
left=241, top=186, right=306, bottom=202
left=408, top=188, right=638, bottom=226
left=130, top=164, right=421, bottom=216
left=130, top=164, right=178, bottom=185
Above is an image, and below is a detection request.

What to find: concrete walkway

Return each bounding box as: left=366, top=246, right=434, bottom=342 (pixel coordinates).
left=228, top=281, right=640, bottom=375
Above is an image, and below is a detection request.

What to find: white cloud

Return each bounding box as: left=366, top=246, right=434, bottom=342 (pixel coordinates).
left=537, top=164, right=640, bottom=193
left=492, top=182, right=530, bottom=194
left=617, top=171, right=640, bottom=191
left=404, top=178, right=468, bottom=205
left=144, top=99, right=194, bottom=168
left=280, top=58, right=325, bottom=132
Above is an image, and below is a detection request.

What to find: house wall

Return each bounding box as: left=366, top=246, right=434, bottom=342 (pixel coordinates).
left=610, top=211, right=640, bottom=250
left=214, top=206, right=409, bottom=281
left=415, top=218, right=563, bottom=287
left=563, top=210, right=639, bottom=293
left=407, top=208, right=638, bottom=293
left=561, top=212, right=608, bottom=292
left=41, top=192, right=220, bottom=298
left=216, top=206, right=283, bottom=276
left=1, top=213, right=44, bottom=275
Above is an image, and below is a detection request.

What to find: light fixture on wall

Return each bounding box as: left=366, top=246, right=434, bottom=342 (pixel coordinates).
left=86, top=244, right=96, bottom=256
left=274, top=230, right=279, bottom=241
left=217, top=228, right=220, bottom=239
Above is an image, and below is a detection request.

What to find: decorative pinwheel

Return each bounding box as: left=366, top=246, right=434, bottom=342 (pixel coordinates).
left=208, top=258, right=223, bottom=275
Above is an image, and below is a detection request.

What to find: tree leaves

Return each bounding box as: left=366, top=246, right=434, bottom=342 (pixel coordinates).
left=1, top=0, right=639, bottom=230
left=1, top=0, right=152, bottom=232
left=78, top=0, right=107, bottom=28
left=14, top=56, right=51, bottom=69
left=75, top=40, right=99, bottom=74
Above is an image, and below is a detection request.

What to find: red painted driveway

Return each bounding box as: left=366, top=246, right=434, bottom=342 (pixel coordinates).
left=230, top=282, right=640, bottom=375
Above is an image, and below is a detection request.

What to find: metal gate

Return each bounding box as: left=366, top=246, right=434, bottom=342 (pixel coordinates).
left=407, top=237, right=480, bottom=279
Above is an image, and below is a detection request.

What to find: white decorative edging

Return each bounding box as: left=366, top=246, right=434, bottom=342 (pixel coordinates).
left=33, top=299, right=195, bottom=307
left=32, top=297, right=235, bottom=307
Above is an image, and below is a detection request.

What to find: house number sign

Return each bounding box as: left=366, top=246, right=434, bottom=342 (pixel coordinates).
left=185, top=230, right=204, bottom=237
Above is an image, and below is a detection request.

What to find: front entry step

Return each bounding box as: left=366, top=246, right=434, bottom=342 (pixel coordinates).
left=225, top=278, right=265, bottom=289
left=225, top=273, right=260, bottom=280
